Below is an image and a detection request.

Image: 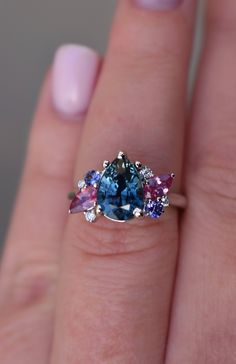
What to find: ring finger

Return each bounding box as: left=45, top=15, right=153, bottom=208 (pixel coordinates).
left=51, top=0, right=197, bottom=363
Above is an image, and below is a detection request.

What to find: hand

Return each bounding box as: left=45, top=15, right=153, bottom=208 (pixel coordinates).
left=1, top=0, right=236, bottom=363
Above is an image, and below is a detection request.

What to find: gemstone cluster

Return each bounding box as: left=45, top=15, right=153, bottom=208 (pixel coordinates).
left=68, top=152, right=174, bottom=223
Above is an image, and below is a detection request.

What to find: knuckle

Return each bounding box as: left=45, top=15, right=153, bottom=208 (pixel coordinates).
left=67, top=211, right=178, bottom=257
left=10, top=258, right=58, bottom=308
left=26, top=153, right=72, bottom=186
left=25, top=127, right=75, bottom=185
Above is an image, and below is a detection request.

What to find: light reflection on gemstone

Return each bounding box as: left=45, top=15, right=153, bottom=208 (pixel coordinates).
left=144, top=199, right=164, bottom=219
left=78, top=180, right=86, bottom=190
left=84, top=209, right=97, bottom=222
left=69, top=186, right=97, bottom=214
left=144, top=174, right=174, bottom=200
left=97, top=156, right=144, bottom=221
left=161, top=195, right=170, bottom=207
left=84, top=170, right=101, bottom=186
left=140, top=166, right=154, bottom=180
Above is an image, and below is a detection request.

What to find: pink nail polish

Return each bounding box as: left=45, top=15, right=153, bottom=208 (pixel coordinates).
left=134, top=0, right=182, bottom=10
left=52, top=44, right=100, bottom=118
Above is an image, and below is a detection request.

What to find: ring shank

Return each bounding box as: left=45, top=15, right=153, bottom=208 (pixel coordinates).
left=168, top=193, right=187, bottom=209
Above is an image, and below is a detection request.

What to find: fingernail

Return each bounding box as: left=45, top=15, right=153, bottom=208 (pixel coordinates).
left=134, top=0, right=182, bottom=11
left=52, top=44, right=100, bottom=118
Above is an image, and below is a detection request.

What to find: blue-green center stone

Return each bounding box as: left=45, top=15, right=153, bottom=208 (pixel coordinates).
left=97, top=156, right=144, bottom=221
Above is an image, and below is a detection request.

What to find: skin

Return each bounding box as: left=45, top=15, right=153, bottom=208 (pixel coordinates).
left=0, top=0, right=236, bottom=363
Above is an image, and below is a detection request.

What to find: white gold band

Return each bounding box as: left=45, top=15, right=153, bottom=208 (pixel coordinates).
left=169, top=193, right=187, bottom=209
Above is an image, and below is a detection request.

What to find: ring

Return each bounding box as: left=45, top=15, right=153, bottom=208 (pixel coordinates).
left=68, top=151, right=187, bottom=223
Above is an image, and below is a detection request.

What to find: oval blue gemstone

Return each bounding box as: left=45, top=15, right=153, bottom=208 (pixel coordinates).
left=97, top=157, right=144, bottom=221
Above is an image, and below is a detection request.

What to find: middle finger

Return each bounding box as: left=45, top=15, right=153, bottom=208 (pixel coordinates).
left=52, top=0, right=197, bottom=363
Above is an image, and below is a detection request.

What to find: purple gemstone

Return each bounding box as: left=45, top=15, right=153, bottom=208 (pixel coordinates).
left=84, top=170, right=101, bottom=186
left=144, top=174, right=174, bottom=200
left=159, top=174, right=174, bottom=189
left=144, top=200, right=164, bottom=219
left=69, top=186, right=97, bottom=214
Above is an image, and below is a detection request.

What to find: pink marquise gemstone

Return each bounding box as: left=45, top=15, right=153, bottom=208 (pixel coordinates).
left=144, top=174, right=174, bottom=200
left=69, top=186, right=97, bottom=214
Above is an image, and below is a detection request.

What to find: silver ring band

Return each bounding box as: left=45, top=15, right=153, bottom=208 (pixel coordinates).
left=169, top=193, right=187, bottom=209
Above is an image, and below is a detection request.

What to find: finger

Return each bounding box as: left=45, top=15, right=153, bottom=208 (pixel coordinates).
left=166, top=2, right=236, bottom=363
left=51, top=1, right=197, bottom=363
left=0, top=45, right=100, bottom=363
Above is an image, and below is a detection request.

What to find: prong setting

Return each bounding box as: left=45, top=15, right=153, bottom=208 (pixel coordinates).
left=96, top=204, right=102, bottom=215
left=135, top=161, right=142, bottom=170
left=117, top=151, right=126, bottom=159
left=133, top=208, right=143, bottom=218
left=103, top=160, right=110, bottom=168
left=68, top=191, right=76, bottom=200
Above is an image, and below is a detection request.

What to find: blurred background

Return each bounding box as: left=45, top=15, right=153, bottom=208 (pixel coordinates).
left=0, top=0, right=203, bottom=244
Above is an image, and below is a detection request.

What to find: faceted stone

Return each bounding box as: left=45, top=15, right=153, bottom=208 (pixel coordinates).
left=84, top=209, right=97, bottom=222
left=161, top=195, right=170, bottom=207
left=159, top=174, right=174, bottom=189
left=139, top=166, right=154, bottom=180
left=84, top=170, right=101, bottom=186
left=69, top=186, right=97, bottom=214
left=77, top=179, right=86, bottom=190
left=144, top=174, right=174, bottom=200
left=97, top=156, right=144, bottom=221
left=144, top=199, right=164, bottom=219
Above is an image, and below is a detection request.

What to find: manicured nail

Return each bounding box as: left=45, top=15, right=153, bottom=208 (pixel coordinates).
left=134, top=0, right=182, bottom=10
left=52, top=44, right=100, bottom=118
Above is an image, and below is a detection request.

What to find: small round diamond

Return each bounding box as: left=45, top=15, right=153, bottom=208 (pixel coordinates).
left=144, top=200, right=164, bottom=219
left=84, top=209, right=97, bottom=222
left=161, top=196, right=170, bottom=207
left=140, top=166, right=154, bottom=180
left=84, top=170, right=101, bottom=186
left=78, top=180, right=86, bottom=190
